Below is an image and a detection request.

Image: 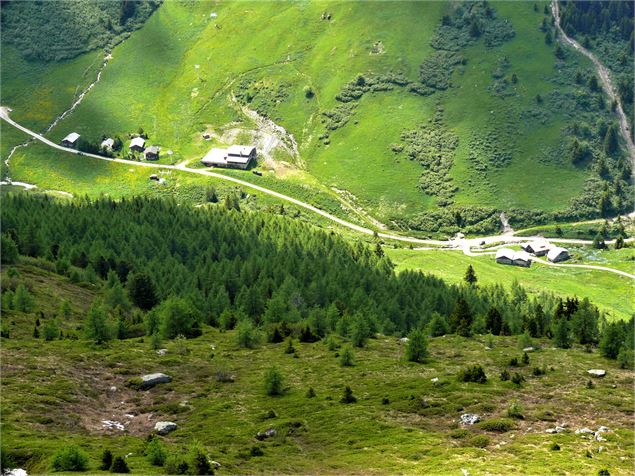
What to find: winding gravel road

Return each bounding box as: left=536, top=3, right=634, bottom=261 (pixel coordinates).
left=1, top=107, right=633, bottom=279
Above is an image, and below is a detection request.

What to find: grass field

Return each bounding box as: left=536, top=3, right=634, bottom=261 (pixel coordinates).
left=387, top=248, right=634, bottom=322
left=1, top=264, right=633, bottom=475
left=1, top=0, right=613, bottom=227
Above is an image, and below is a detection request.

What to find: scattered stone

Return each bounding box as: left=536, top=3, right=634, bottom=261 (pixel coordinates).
left=484, top=346, right=491, bottom=350
left=255, top=427, right=277, bottom=440
left=459, top=413, right=481, bottom=425
left=211, top=461, right=221, bottom=469
left=597, top=426, right=609, bottom=433
left=611, top=384, right=617, bottom=389
left=140, top=373, right=172, bottom=389
left=102, top=420, right=125, bottom=431
left=587, top=369, right=606, bottom=378
left=523, top=347, right=535, bottom=352
left=155, top=421, right=178, bottom=435
left=109, top=386, right=117, bottom=392
left=431, top=377, right=439, bottom=383
left=399, top=337, right=409, bottom=344
left=461, top=469, right=471, bottom=476
left=598, top=446, right=606, bottom=453
left=156, top=348, right=168, bottom=356
left=595, top=434, right=607, bottom=442
left=545, top=428, right=557, bottom=434
left=124, top=414, right=135, bottom=419
left=575, top=428, right=594, bottom=435
left=4, top=469, right=28, bottom=476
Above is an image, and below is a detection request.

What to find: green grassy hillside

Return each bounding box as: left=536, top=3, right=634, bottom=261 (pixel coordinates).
left=1, top=264, right=633, bottom=475
left=387, top=247, right=635, bottom=322
left=2, top=1, right=631, bottom=233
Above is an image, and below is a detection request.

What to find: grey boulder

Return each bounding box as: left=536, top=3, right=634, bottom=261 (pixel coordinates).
left=154, top=421, right=177, bottom=435
left=141, top=373, right=172, bottom=389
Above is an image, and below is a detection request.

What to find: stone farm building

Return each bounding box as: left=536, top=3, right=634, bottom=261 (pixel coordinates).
left=547, top=247, right=570, bottom=263
left=495, top=248, right=532, bottom=267
left=201, top=145, right=256, bottom=170
left=129, top=137, right=146, bottom=152
left=61, top=132, right=80, bottom=148
left=144, top=146, right=160, bottom=160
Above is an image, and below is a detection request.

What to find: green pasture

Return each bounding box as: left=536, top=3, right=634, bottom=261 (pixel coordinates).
left=387, top=248, right=634, bottom=322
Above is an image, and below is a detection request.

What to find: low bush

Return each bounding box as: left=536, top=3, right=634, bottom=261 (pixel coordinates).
left=264, top=367, right=284, bottom=396
left=110, top=456, right=129, bottom=473
left=511, top=372, right=525, bottom=386
left=458, top=365, right=487, bottom=383
left=550, top=442, right=561, bottom=451
left=450, top=428, right=470, bottom=439
left=164, top=455, right=189, bottom=475
left=479, top=419, right=515, bottom=433
left=468, top=435, right=490, bottom=448
left=507, top=401, right=524, bottom=419
left=100, top=449, right=113, bottom=471
left=51, top=446, right=89, bottom=472
left=340, top=386, right=357, bottom=404
left=145, top=438, right=166, bottom=466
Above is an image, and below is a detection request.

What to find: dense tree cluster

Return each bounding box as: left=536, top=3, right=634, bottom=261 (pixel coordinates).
left=1, top=195, right=629, bottom=364
left=559, top=1, right=633, bottom=42
left=0, top=0, right=162, bottom=62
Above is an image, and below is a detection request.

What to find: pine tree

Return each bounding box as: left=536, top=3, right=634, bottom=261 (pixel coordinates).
left=485, top=307, right=503, bottom=335
left=464, top=265, right=477, bottom=286
left=84, top=303, right=112, bottom=344
left=405, top=329, right=428, bottom=363
left=603, top=125, right=619, bottom=155
left=127, top=272, right=158, bottom=311
left=553, top=318, right=571, bottom=349
left=450, top=298, right=473, bottom=337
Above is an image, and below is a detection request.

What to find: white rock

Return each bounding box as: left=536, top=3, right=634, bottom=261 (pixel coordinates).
left=523, top=347, right=535, bottom=352
left=575, top=428, right=594, bottom=435
left=4, top=469, right=28, bottom=476
left=431, top=377, right=439, bottom=383
left=109, top=386, right=117, bottom=392
left=156, top=348, right=168, bottom=356
left=595, top=434, right=607, bottom=442
left=545, top=428, right=557, bottom=434
left=598, top=446, right=606, bottom=453
left=587, top=369, right=606, bottom=377
left=459, top=413, right=480, bottom=425
left=211, top=461, right=221, bottom=469
left=399, top=337, right=409, bottom=344
left=597, top=426, right=609, bottom=433
left=102, top=420, right=125, bottom=431
left=461, top=469, right=471, bottom=476
left=155, top=421, right=178, bottom=435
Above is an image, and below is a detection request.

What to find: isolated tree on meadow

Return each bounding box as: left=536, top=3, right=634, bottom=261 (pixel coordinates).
left=464, top=265, right=478, bottom=286
left=405, top=328, right=428, bottom=363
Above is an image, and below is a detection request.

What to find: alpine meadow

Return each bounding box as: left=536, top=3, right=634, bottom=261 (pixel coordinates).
left=0, top=1, right=633, bottom=475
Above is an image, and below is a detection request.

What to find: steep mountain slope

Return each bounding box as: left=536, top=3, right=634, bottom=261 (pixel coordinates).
left=1, top=1, right=632, bottom=234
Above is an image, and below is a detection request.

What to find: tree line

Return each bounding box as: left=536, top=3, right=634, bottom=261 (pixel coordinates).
left=1, top=194, right=631, bottom=366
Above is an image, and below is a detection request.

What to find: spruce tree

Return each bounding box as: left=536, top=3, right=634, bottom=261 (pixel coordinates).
left=405, top=329, right=428, bottom=363
left=464, top=265, right=477, bottom=286
left=553, top=318, right=571, bottom=349
left=127, top=272, right=158, bottom=311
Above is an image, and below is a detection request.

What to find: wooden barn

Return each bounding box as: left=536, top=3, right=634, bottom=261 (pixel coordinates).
left=61, top=132, right=80, bottom=148
left=129, top=137, right=146, bottom=152
left=547, top=247, right=570, bottom=263
left=144, top=145, right=160, bottom=160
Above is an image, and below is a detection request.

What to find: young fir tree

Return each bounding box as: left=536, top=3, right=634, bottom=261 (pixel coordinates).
left=405, top=328, right=428, bottom=363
